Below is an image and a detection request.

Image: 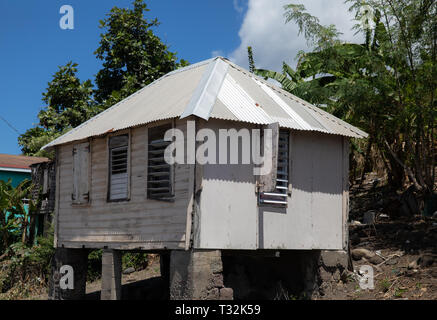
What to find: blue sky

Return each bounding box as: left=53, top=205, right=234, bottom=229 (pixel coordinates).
left=0, top=0, right=359, bottom=155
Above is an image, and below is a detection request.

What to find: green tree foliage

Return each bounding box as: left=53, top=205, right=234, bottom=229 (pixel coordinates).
left=0, top=229, right=55, bottom=296
left=247, top=46, right=256, bottom=73
left=86, top=250, right=148, bottom=282
left=254, top=4, right=340, bottom=104
left=18, top=63, right=96, bottom=157
left=38, top=62, right=96, bottom=131
left=94, top=0, right=188, bottom=105
left=19, top=0, right=188, bottom=157
left=255, top=60, right=336, bottom=105
left=283, top=3, right=341, bottom=50
left=0, top=179, right=38, bottom=254
left=0, top=180, right=19, bottom=253
left=256, top=1, right=437, bottom=193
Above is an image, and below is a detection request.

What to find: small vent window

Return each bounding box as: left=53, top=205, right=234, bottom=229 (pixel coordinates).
left=108, top=135, right=129, bottom=201
left=147, top=124, right=174, bottom=200
left=259, top=130, right=289, bottom=206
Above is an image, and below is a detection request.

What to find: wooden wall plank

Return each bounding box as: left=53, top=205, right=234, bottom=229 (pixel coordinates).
left=56, top=121, right=191, bottom=249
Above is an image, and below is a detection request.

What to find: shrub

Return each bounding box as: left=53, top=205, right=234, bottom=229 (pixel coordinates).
left=86, top=250, right=149, bottom=282
left=122, top=252, right=148, bottom=271
left=87, top=249, right=102, bottom=282
left=0, top=228, right=54, bottom=294
left=379, top=278, right=391, bottom=293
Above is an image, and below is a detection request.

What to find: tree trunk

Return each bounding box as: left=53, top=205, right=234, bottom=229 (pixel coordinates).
left=28, top=214, right=36, bottom=245
left=384, top=138, right=422, bottom=191
left=360, top=138, right=373, bottom=184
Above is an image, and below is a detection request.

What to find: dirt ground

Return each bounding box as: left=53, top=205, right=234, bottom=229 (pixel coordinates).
left=9, top=174, right=437, bottom=300
left=82, top=217, right=436, bottom=300
left=83, top=189, right=437, bottom=301
left=318, top=176, right=436, bottom=300
left=318, top=219, right=437, bottom=300
left=29, top=255, right=164, bottom=300
left=85, top=255, right=166, bottom=300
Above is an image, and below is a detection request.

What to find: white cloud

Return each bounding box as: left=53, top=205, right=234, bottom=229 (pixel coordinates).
left=229, top=0, right=363, bottom=72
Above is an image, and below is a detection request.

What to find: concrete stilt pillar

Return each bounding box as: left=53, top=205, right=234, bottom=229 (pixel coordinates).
left=299, top=250, right=321, bottom=299
left=101, top=249, right=122, bottom=300
left=170, top=250, right=232, bottom=300
left=160, top=251, right=170, bottom=284
left=49, top=247, right=88, bottom=300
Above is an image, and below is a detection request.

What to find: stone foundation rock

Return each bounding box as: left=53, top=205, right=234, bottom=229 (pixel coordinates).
left=169, top=249, right=351, bottom=300
left=49, top=248, right=88, bottom=300
left=170, top=250, right=232, bottom=300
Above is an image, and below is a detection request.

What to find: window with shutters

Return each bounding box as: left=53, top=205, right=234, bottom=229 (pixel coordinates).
left=108, top=134, right=129, bottom=201
left=258, top=130, right=290, bottom=207
left=72, top=142, right=90, bottom=205
left=147, top=124, right=174, bottom=201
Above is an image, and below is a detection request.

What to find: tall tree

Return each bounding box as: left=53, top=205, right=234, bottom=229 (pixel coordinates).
left=256, top=1, right=437, bottom=194
left=94, top=0, right=188, bottom=105
left=19, top=0, right=188, bottom=157
left=18, top=62, right=95, bottom=157
left=253, top=3, right=340, bottom=105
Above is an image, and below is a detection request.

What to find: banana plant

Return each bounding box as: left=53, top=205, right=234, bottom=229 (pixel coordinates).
left=254, top=60, right=336, bottom=106
left=0, top=180, right=20, bottom=253
left=0, top=179, right=39, bottom=253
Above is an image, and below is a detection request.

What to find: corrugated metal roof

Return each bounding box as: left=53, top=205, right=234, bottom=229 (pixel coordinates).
left=180, top=58, right=229, bottom=120
left=43, top=57, right=367, bottom=150
left=224, top=60, right=368, bottom=138
left=216, top=74, right=273, bottom=125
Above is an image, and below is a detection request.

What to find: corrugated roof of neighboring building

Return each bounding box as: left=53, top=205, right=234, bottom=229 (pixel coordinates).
left=0, top=154, right=50, bottom=170
left=43, top=57, right=368, bottom=150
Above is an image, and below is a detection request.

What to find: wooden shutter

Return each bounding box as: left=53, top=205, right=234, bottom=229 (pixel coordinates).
left=109, top=135, right=129, bottom=201
left=72, top=142, right=90, bottom=204
left=147, top=124, right=174, bottom=200
left=258, top=122, right=279, bottom=193
left=259, top=129, right=289, bottom=206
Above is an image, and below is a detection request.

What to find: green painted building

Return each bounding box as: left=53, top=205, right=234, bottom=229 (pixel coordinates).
left=0, top=154, right=50, bottom=239
left=0, top=154, right=48, bottom=186
left=0, top=167, right=31, bottom=187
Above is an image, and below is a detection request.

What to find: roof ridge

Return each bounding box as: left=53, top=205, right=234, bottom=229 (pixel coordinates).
left=0, top=153, right=48, bottom=159
left=180, top=57, right=229, bottom=120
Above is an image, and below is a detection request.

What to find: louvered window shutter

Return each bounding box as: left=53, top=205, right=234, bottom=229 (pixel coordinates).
left=147, top=124, right=174, bottom=200
left=259, top=130, right=290, bottom=206
left=72, top=142, right=90, bottom=204
left=109, top=135, right=129, bottom=201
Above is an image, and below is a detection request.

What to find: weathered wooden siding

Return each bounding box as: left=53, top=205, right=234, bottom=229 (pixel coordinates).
left=55, top=120, right=192, bottom=250
left=56, top=117, right=347, bottom=251
left=260, top=131, right=345, bottom=250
